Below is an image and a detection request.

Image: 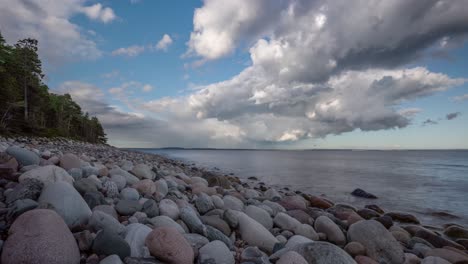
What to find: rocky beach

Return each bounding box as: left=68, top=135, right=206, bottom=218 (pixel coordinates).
left=0, top=137, right=467, bottom=264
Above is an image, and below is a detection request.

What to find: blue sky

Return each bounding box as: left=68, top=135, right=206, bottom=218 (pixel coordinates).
left=1, top=0, right=467, bottom=148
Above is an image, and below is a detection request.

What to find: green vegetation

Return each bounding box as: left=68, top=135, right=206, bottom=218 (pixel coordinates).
left=0, top=32, right=107, bottom=143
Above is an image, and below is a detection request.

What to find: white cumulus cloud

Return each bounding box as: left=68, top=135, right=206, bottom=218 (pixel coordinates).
left=155, top=34, right=173, bottom=51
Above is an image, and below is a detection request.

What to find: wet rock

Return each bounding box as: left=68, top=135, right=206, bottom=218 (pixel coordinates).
left=115, top=200, right=142, bottom=216
left=198, top=240, right=235, bottom=264
left=265, top=188, right=282, bottom=201
left=415, top=228, right=465, bottom=250
left=6, top=146, right=40, bottom=166
left=385, top=212, right=420, bottom=224
left=92, top=230, right=131, bottom=260
left=1, top=209, right=80, bottom=264
left=357, top=208, right=381, bottom=219
left=365, top=204, right=385, bottom=214
left=375, top=215, right=393, bottom=229
left=348, top=220, right=405, bottom=264
left=19, top=165, right=74, bottom=186
left=38, top=181, right=92, bottom=230
left=286, top=210, right=313, bottom=224
left=351, top=188, right=377, bottom=199
left=305, top=195, right=333, bottom=209
left=315, top=215, right=346, bottom=246
left=145, top=227, right=194, bottom=264
left=444, top=225, right=468, bottom=239
left=124, top=223, right=152, bottom=258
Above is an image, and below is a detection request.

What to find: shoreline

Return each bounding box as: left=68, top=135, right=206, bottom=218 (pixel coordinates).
left=0, top=136, right=467, bottom=263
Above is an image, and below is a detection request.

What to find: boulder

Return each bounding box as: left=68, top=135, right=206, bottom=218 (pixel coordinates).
left=274, top=212, right=301, bottom=231
left=6, top=146, right=40, bottom=166
left=120, top=187, right=140, bottom=201
left=100, top=255, right=123, bottom=264
left=424, top=248, right=468, bottom=263
left=238, top=213, right=279, bottom=253
left=385, top=212, right=420, bottom=224
left=124, top=223, right=152, bottom=258
left=348, top=220, right=405, bottom=264
left=195, top=193, right=215, bottom=214
left=240, top=246, right=270, bottom=263
left=421, top=256, right=451, bottom=264
left=184, top=233, right=210, bottom=257
left=142, top=199, right=159, bottom=218
left=200, top=215, right=231, bottom=236
left=19, top=165, right=74, bottom=186
left=345, top=242, right=366, bottom=257
left=38, top=181, right=92, bottom=230
left=444, top=225, right=468, bottom=239
left=145, top=227, right=194, bottom=264
left=180, top=207, right=207, bottom=235
left=279, top=195, right=307, bottom=210
left=5, top=178, right=43, bottom=204
left=110, top=167, right=139, bottom=185
left=314, top=215, right=346, bottom=246
left=1, top=209, right=80, bottom=264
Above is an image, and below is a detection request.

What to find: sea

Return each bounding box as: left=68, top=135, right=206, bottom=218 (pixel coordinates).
left=134, top=149, right=468, bottom=227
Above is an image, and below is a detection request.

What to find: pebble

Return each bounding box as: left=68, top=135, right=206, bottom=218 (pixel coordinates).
left=124, top=223, right=152, bottom=258
left=6, top=146, right=40, bottom=166
left=88, top=210, right=125, bottom=235
left=195, top=193, right=214, bottom=214
left=223, top=195, right=244, bottom=211
left=149, top=215, right=186, bottom=233
left=277, top=251, right=308, bottom=264
left=245, top=205, right=273, bottom=230
left=99, top=255, right=123, bottom=264
left=19, top=165, right=74, bottom=186
left=120, top=187, right=140, bottom=201
left=238, top=213, right=279, bottom=253
left=115, top=199, right=142, bottom=215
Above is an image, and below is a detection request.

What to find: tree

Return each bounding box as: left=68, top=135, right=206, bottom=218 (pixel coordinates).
left=0, top=31, right=107, bottom=143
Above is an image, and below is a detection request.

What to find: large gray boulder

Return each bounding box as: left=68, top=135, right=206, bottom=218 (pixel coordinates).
left=6, top=146, right=40, bottom=166
left=314, top=215, right=346, bottom=246
left=1, top=209, right=80, bottom=264
left=124, top=223, right=152, bottom=258
left=19, top=165, right=74, bottom=186
left=273, top=242, right=356, bottom=264
left=238, top=212, right=279, bottom=253
left=198, top=240, right=235, bottom=264
left=38, top=181, right=92, bottom=229
left=88, top=210, right=125, bottom=235
left=348, top=220, right=405, bottom=264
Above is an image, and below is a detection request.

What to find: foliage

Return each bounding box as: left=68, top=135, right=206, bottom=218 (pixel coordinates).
left=0, top=32, right=107, bottom=143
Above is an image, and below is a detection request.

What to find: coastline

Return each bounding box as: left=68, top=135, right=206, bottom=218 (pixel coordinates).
left=0, top=136, right=467, bottom=263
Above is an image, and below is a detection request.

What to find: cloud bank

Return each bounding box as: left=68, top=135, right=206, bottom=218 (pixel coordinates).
left=0, top=0, right=117, bottom=65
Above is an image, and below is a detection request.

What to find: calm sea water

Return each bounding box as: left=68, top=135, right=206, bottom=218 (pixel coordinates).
left=135, top=149, right=468, bottom=226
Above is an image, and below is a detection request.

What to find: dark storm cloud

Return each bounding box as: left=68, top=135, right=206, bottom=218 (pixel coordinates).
left=446, top=112, right=461, bottom=120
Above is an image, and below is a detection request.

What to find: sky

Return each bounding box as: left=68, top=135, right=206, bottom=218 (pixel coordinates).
left=1, top=0, right=468, bottom=149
